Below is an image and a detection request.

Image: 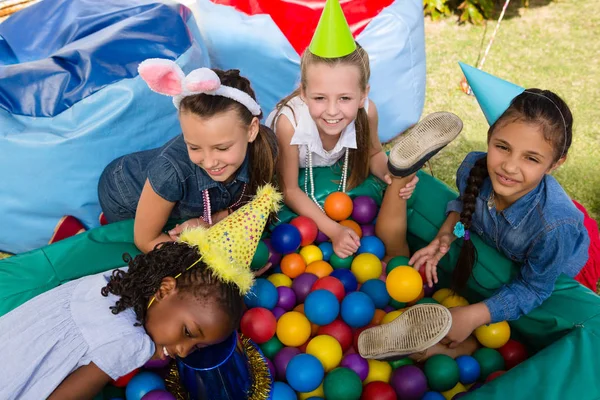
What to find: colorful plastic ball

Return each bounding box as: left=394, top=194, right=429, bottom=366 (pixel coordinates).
left=291, top=273, right=319, bottom=303
left=324, top=192, right=353, bottom=221
left=273, top=347, right=302, bottom=381
left=300, top=245, right=323, bottom=265
left=421, top=392, right=446, bottom=400
left=286, top=354, right=325, bottom=392
left=417, top=297, right=439, bottom=305
left=357, top=236, right=386, bottom=260
left=315, top=230, right=329, bottom=244
left=389, top=357, right=414, bottom=370
left=498, top=339, right=528, bottom=369
left=432, top=288, right=454, bottom=303
left=271, top=224, right=302, bottom=254
left=241, top=307, right=277, bottom=344
left=472, top=348, right=505, bottom=380
left=318, top=242, right=334, bottom=261
left=304, top=289, right=340, bottom=325
left=298, top=383, right=325, bottom=400
left=361, top=381, right=397, bottom=400
left=244, top=278, right=279, bottom=309
left=440, top=382, right=466, bottom=400
left=291, top=216, right=319, bottom=247
left=361, top=224, right=376, bottom=237
left=269, top=273, right=293, bottom=288
left=423, top=284, right=436, bottom=297
left=250, top=240, right=270, bottom=271
left=306, top=335, right=343, bottom=372
left=424, top=355, right=460, bottom=392
left=340, top=219, right=363, bottom=237
left=112, top=368, right=140, bottom=387
left=385, top=256, right=410, bottom=274
left=141, top=390, right=176, bottom=400
left=263, top=238, right=283, bottom=267
left=441, top=295, right=469, bottom=309
left=323, top=367, right=363, bottom=400
left=340, top=353, right=369, bottom=381
left=469, top=382, right=483, bottom=392
left=276, top=311, right=312, bottom=347
left=281, top=253, right=307, bottom=279
left=125, top=372, right=165, bottom=400
left=341, top=291, right=376, bottom=328
left=388, top=298, right=406, bottom=310
left=455, top=355, right=481, bottom=384
left=305, top=260, right=333, bottom=278
left=485, top=370, right=506, bottom=382
left=352, top=196, right=378, bottom=224
left=351, top=253, right=383, bottom=284
left=259, top=335, right=284, bottom=359
left=381, top=309, right=403, bottom=324
left=272, top=381, right=297, bottom=400
left=360, top=279, right=391, bottom=309
left=371, top=309, right=386, bottom=325
left=330, top=269, right=359, bottom=293
left=266, top=357, right=276, bottom=378
left=364, top=359, right=392, bottom=384
left=312, top=276, right=345, bottom=302
left=277, top=286, right=297, bottom=311
left=272, top=306, right=286, bottom=320
left=386, top=266, right=423, bottom=303
left=390, top=365, right=428, bottom=400
left=474, top=321, right=511, bottom=349
left=317, top=319, right=353, bottom=352
left=144, top=357, right=170, bottom=369
left=330, top=253, right=354, bottom=269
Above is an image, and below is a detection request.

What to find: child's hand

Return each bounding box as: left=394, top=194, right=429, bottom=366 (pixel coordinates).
left=331, top=225, right=361, bottom=259
left=398, top=174, right=419, bottom=200
left=409, top=233, right=453, bottom=287
left=168, top=218, right=208, bottom=241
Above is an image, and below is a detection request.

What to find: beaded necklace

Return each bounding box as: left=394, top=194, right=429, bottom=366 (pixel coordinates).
left=304, top=145, right=349, bottom=212
left=200, top=183, right=247, bottom=225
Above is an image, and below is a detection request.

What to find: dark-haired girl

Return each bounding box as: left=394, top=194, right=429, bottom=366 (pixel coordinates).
left=98, top=61, right=278, bottom=253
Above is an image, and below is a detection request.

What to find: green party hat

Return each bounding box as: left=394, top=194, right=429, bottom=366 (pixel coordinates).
left=308, top=0, right=356, bottom=58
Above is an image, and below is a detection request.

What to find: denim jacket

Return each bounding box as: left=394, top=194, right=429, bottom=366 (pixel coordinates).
left=98, top=134, right=249, bottom=222
left=446, top=152, right=590, bottom=323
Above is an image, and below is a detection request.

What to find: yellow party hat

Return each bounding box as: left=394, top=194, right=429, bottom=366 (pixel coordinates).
left=179, top=184, right=282, bottom=295
left=309, top=0, right=356, bottom=58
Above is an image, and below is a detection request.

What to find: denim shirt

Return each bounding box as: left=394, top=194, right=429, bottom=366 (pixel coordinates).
left=98, top=134, right=249, bottom=222
left=446, top=152, right=590, bottom=323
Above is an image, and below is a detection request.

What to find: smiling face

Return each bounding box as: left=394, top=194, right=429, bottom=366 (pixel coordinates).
left=144, top=277, right=235, bottom=360
left=301, top=62, right=368, bottom=141
left=179, top=109, right=259, bottom=183
left=487, top=121, right=564, bottom=209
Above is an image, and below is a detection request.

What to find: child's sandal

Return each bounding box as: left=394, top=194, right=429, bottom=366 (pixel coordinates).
left=357, top=303, right=452, bottom=360
left=388, top=112, right=463, bottom=177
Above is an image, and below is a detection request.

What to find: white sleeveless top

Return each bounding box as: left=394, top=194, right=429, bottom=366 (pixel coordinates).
left=266, top=96, right=368, bottom=168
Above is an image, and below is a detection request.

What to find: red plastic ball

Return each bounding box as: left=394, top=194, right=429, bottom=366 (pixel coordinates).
left=352, top=324, right=375, bottom=352
left=290, top=216, right=319, bottom=247
left=112, top=368, right=140, bottom=387
left=240, top=307, right=276, bottom=344
left=498, top=339, right=529, bottom=369
left=311, top=276, right=345, bottom=302
left=361, top=381, right=397, bottom=400
left=317, top=319, right=353, bottom=353
left=486, top=370, right=506, bottom=382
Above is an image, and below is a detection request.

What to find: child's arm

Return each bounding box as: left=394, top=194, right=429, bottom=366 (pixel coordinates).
left=48, top=362, right=110, bottom=400
left=276, top=115, right=360, bottom=258
left=134, top=179, right=177, bottom=253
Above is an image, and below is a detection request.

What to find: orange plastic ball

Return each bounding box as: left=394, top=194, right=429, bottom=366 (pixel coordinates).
left=281, top=253, right=307, bottom=278
left=386, top=266, right=423, bottom=303
left=339, top=219, right=362, bottom=237
left=324, top=192, right=353, bottom=221
left=276, top=311, right=312, bottom=347
left=305, top=260, right=334, bottom=278
left=371, top=309, right=386, bottom=325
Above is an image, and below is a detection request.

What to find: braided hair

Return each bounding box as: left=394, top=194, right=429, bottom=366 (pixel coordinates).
left=101, top=242, right=244, bottom=327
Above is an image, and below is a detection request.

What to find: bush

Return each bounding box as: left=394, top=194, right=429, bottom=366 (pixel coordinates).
left=424, top=0, right=494, bottom=24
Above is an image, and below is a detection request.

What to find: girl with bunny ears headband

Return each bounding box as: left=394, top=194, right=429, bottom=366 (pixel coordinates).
left=98, top=59, right=278, bottom=254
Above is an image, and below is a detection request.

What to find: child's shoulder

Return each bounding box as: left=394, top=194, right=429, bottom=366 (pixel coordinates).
left=539, top=175, right=585, bottom=225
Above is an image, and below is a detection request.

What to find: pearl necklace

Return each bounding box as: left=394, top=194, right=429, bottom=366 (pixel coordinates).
left=201, top=183, right=247, bottom=225
left=304, top=145, right=349, bottom=212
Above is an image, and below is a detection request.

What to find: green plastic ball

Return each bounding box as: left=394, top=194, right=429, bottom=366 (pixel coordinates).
left=259, top=336, right=283, bottom=359
left=250, top=240, right=270, bottom=271
left=423, top=354, right=460, bottom=392
left=323, top=367, right=363, bottom=400
left=389, top=357, right=414, bottom=369
left=416, top=297, right=439, bottom=305
left=389, top=298, right=406, bottom=309
left=330, top=253, right=353, bottom=269
left=385, top=256, right=410, bottom=274
left=473, top=347, right=505, bottom=380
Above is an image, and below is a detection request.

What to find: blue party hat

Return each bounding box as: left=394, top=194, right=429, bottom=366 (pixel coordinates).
left=459, top=62, right=525, bottom=126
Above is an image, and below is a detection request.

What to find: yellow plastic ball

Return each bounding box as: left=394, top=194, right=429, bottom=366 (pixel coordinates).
left=298, top=383, right=325, bottom=400
left=441, top=382, right=467, bottom=400
left=306, top=335, right=343, bottom=372
left=381, top=309, right=404, bottom=325
left=432, top=288, right=454, bottom=304
left=441, top=295, right=469, bottom=308
left=385, top=266, right=423, bottom=303
left=351, top=253, right=383, bottom=283
left=267, top=273, right=293, bottom=288
left=299, top=245, right=323, bottom=265
left=364, top=359, right=392, bottom=384
left=474, top=321, right=511, bottom=349
left=276, top=311, right=311, bottom=347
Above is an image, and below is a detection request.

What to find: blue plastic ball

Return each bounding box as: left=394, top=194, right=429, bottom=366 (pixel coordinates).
left=456, top=355, right=481, bottom=384
left=273, top=265, right=283, bottom=273
left=356, top=236, right=386, bottom=260
left=286, top=354, right=325, bottom=392
left=341, top=291, right=375, bottom=328
left=125, top=371, right=165, bottom=400
left=318, top=242, right=334, bottom=262
left=359, top=279, right=390, bottom=309
left=330, top=269, right=358, bottom=293
left=271, top=224, right=302, bottom=254
left=272, top=381, right=297, bottom=400
left=244, top=278, right=278, bottom=310
left=421, top=392, right=446, bottom=400
left=304, top=289, right=340, bottom=325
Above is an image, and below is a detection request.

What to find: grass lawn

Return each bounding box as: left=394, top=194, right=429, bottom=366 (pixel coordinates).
left=421, top=0, right=600, bottom=220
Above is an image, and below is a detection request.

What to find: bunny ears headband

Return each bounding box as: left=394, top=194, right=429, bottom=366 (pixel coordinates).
left=138, top=58, right=262, bottom=116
